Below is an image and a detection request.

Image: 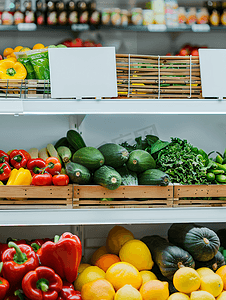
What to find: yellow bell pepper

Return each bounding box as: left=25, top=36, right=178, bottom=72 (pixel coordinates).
left=7, top=168, right=32, bottom=185
left=0, top=60, right=27, bottom=80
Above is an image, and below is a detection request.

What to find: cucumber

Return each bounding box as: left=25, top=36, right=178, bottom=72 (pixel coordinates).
left=66, top=162, right=91, bottom=184
left=72, top=147, right=105, bottom=171
left=57, top=146, right=72, bottom=163
left=216, top=174, right=226, bottom=183
left=127, top=150, right=156, bottom=173
left=94, top=166, right=121, bottom=190
left=67, top=130, right=86, bottom=151
left=98, top=143, right=129, bottom=168
left=116, top=165, right=138, bottom=186
left=55, top=137, right=69, bottom=149
left=138, top=169, right=170, bottom=186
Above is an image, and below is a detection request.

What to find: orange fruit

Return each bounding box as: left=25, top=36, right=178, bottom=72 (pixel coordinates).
left=81, top=278, right=115, bottom=300
left=90, top=246, right=109, bottom=265
left=3, top=48, right=14, bottom=58
left=119, top=239, right=154, bottom=271
left=106, top=225, right=134, bottom=255
left=216, top=266, right=226, bottom=281
left=173, top=267, right=200, bottom=294
left=105, top=261, right=142, bottom=291
left=33, top=43, right=45, bottom=50
left=19, top=47, right=31, bottom=52
left=95, top=254, right=121, bottom=272
left=140, top=280, right=169, bottom=300
left=217, top=291, right=226, bottom=299
left=14, top=46, right=23, bottom=52
left=114, top=284, right=142, bottom=300
left=74, top=266, right=105, bottom=291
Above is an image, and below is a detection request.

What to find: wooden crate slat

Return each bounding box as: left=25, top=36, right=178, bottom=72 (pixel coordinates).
left=174, top=185, right=226, bottom=197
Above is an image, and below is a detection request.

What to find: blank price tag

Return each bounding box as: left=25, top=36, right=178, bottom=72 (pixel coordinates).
left=148, top=24, right=167, bottom=32
left=199, top=49, right=226, bottom=99
left=71, top=24, right=89, bottom=31
left=0, top=99, right=23, bottom=113
left=18, top=23, right=37, bottom=31
left=192, top=24, right=210, bottom=32
left=49, top=47, right=117, bottom=99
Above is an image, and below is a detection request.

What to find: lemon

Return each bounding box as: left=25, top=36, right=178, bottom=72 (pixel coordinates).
left=168, top=292, right=190, bottom=300
left=119, top=239, right=154, bottom=271
left=196, top=267, right=214, bottom=278
left=114, top=284, right=142, bottom=300
left=74, top=266, right=105, bottom=291
left=140, top=270, right=157, bottom=284
left=200, top=273, right=223, bottom=297
left=105, top=262, right=142, bottom=291
left=217, top=291, right=226, bottom=299
left=14, top=46, right=23, bottom=52
left=81, top=279, right=115, bottom=300
left=106, top=225, right=134, bottom=255
left=190, top=290, right=215, bottom=300
left=19, top=47, right=31, bottom=52
left=173, top=267, right=200, bottom=294
left=140, top=280, right=169, bottom=300
left=78, top=263, right=91, bottom=275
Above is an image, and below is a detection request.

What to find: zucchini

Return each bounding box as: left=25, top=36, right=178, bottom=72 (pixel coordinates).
left=67, top=130, right=86, bottom=151
left=117, top=165, right=138, bottom=186
left=66, top=162, right=91, bottom=184
left=72, top=147, right=104, bottom=171
left=57, top=146, right=72, bottom=163
left=138, top=169, right=170, bottom=186
left=55, top=137, right=69, bottom=149
left=98, top=143, right=129, bottom=168
left=127, top=150, right=156, bottom=173
left=94, top=166, right=121, bottom=190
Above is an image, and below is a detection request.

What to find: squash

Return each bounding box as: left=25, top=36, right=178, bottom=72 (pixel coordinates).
left=141, top=235, right=195, bottom=280
left=168, top=223, right=220, bottom=262
left=195, top=251, right=225, bottom=271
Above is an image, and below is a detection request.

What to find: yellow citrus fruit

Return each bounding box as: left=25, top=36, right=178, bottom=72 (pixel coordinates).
left=19, top=47, right=31, bottom=52
left=173, top=267, right=200, bottom=294
left=140, top=270, right=157, bottom=284
left=90, top=246, right=109, bottom=265
left=140, top=280, right=169, bottom=300
left=114, top=284, right=142, bottom=300
left=200, top=273, right=223, bottom=297
left=33, top=43, right=45, bottom=50
left=14, top=46, right=23, bottom=52
left=168, top=292, right=190, bottom=300
left=119, top=239, right=154, bottom=271
left=217, top=291, right=226, bottom=300
left=216, top=266, right=226, bottom=280
left=74, top=266, right=105, bottom=291
left=95, top=254, right=121, bottom=272
left=196, top=268, right=215, bottom=278
left=3, top=48, right=14, bottom=58
left=106, top=225, right=134, bottom=255
left=81, top=278, right=115, bottom=300
left=78, top=263, right=91, bottom=275
left=190, top=290, right=215, bottom=300
left=105, top=261, right=142, bottom=291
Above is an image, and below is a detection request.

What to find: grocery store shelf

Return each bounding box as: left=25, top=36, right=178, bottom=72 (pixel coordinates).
left=3, top=98, right=226, bottom=115
left=0, top=207, right=225, bottom=226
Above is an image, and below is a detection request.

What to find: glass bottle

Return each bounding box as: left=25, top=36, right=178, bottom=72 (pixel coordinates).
left=24, top=0, right=35, bottom=23
left=67, top=0, right=78, bottom=24
left=2, top=0, right=15, bottom=25
left=46, top=0, right=57, bottom=25
left=210, top=2, right=220, bottom=26
left=14, top=0, right=24, bottom=24
left=36, top=0, right=46, bottom=25
left=221, top=2, right=226, bottom=25
left=56, top=0, right=67, bottom=25
left=88, top=1, right=100, bottom=26
left=77, top=1, right=89, bottom=24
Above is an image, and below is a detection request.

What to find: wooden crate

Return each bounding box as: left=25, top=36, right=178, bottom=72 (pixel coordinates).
left=173, top=185, right=226, bottom=207
left=116, top=54, right=202, bottom=99
left=73, top=185, right=174, bottom=209
left=0, top=185, right=73, bottom=209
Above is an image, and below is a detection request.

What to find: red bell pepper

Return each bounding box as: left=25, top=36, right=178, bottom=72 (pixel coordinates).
left=0, top=162, right=11, bottom=181
left=31, top=173, right=52, bottom=186
left=52, top=174, right=69, bottom=186
left=0, top=151, right=9, bottom=164
left=0, top=262, right=10, bottom=300
left=0, top=243, right=8, bottom=262
left=27, top=159, right=46, bottom=176
left=45, top=157, right=62, bottom=176
left=30, top=238, right=53, bottom=253
left=58, top=283, right=81, bottom=300
left=9, top=150, right=31, bottom=170
left=22, top=266, right=63, bottom=300
left=37, top=233, right=82, bottom=283
left=2, top=242, right=39, bottom=285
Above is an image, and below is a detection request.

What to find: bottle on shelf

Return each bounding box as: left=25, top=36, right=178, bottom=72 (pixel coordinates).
left=2, top=0, right=15, bottom=25
left=88, top=0, right=101, bottom=26
left=14, top=0, right=24, bottom=24
left=24, top=0, right=35, bottom=23
left=209, top=1, right=220, bottom=26
left=67, top=0, right=78, bottom=25
left=56, top=0, right=67, bottom=25
left=46, top=0, right=57, bottom=25
left=221, top=2, right=226, bottom=25
left=36, top=0, right=46, bottom=25
left=77, top=1, right=89, bottom=24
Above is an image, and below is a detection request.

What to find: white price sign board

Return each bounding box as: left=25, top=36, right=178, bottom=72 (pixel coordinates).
left=192, top=24, right=210, bottom=32
left=148, top=24, right=167, bottom=32
left=49, top=47, right=117, bottom=99
left=199, top=49, right=226, bottom=99
left=18, top=23, right=37, bottom=31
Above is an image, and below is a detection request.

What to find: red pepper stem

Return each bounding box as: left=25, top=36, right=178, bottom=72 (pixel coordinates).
left=8, top=241, right=27, bottom=264
left=36, top=278, right=49, bottom=292
left=0, top=164, right=6, bottom=174
left=12, top=155, right=22, bottom=162
left=14, top=290, right=25, bottom=300
left=54, top=235, right=60, bottom=243
left=0, top=262, right=3, bottom=273
left=0, top=156, right=6, bottom=163
left=31, top=243, right=41, bottom=252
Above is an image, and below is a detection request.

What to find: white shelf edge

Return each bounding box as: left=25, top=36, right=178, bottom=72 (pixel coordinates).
left=0, top=207, right=224, bottom=226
